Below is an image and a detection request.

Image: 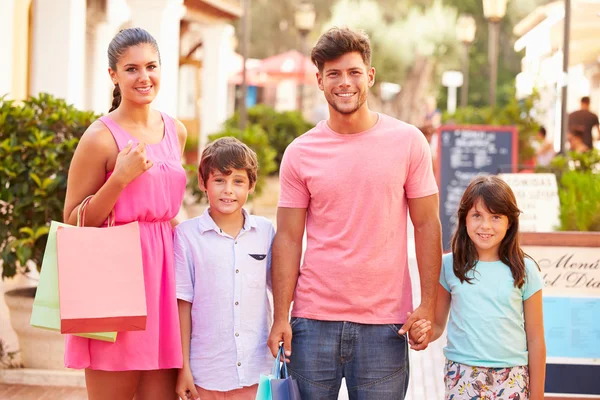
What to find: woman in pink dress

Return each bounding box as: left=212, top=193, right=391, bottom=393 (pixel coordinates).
left=62, top=28, right=187, bottom=400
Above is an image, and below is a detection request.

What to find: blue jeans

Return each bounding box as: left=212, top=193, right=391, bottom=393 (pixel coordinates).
left=288, top=318, right=409, bottom=400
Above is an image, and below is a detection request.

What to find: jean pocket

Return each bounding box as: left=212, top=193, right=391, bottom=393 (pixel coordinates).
left=388, top=324, right=407, bottom=339
left=290, top=317, right=303, bottom=328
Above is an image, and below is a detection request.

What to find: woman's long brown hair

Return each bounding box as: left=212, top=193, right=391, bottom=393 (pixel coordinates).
left=451, top=175, right=530, bottom=288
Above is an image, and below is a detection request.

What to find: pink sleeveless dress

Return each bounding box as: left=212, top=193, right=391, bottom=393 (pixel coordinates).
left=64, top=112, right=185, bottom=370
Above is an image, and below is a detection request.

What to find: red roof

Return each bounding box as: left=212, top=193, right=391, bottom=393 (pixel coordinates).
left=259, top=50, right=318, bottom=85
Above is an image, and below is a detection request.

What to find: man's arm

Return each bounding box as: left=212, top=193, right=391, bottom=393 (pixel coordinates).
left=267, top=207, right=307, bottom=358
left=399, top=193, right=442, bottom=350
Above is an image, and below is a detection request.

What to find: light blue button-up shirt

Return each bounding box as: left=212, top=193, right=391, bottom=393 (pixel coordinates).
left=174, top=208, right=275, bottom=391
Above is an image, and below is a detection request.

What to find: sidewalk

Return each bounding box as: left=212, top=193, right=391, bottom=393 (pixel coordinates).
left=0, top=383, right=87, bottom=399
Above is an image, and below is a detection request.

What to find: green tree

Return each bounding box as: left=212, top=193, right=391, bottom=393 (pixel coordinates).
left=324, top=0, right=460, bottom=123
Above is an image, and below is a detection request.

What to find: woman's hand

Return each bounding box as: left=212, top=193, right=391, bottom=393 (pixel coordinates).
left=112, top=141, right=153, bottom=186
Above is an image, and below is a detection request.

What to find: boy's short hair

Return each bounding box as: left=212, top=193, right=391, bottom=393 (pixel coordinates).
left=198, top=137, right=258, bottom=187
left=581, top=96, right=590, bottom=105
left=311, top=28, right=372, bottom=73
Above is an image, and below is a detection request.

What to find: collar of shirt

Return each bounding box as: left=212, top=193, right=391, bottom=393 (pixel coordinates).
left=197, top=207, right=258, bottom=236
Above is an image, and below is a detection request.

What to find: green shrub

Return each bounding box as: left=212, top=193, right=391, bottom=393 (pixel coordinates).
left=225, top=105, right=313, bottom=171
left=0, top=94, right=98, bottom=279
left=557, top=170, right=600, bottom=231
left=541, top=149, right=600, bottom=232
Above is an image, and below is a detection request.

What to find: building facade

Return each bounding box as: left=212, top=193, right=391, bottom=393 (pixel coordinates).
left=513, top=0, right=600, bottom=150
left=0, top=0, right=242, bottom=147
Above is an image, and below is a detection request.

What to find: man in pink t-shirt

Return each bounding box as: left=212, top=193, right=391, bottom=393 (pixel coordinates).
left=267, top=28, right=442, bottom=400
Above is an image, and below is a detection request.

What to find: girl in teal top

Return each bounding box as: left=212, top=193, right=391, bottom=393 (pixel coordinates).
left=414, top=176, right=546, bottom=399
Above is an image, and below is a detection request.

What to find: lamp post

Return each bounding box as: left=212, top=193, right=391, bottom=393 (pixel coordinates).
left=239, top=0, right=250, bottom=130
left=560, top=0, right=571, bottom=154
left=483, top=0, right=507, bottom=108
left=456, top=14, right=476, bottom=108
left=294, top=1, right=315, bottom=114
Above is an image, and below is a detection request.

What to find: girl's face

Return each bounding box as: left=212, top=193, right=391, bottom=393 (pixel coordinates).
left=109, top=43, right=161, bottom=107
left=465, top=198, right=510, bottom=261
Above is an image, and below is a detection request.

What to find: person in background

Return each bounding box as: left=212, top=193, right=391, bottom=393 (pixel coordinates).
left=567, top=127, right=591, bottom=154
left=535, top=126, right=555, bottom=167
left=568, top=96, right=599, bottom=150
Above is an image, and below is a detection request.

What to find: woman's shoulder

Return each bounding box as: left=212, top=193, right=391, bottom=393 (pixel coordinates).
left=77, top=118, right=117, bottom=152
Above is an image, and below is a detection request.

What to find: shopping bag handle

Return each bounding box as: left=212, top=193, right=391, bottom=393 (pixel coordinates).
left=272, top=344, right=289, bottom=379
left=77, top=195, right=115, bottom=227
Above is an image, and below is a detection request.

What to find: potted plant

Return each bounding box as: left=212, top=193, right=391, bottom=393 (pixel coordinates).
left=0, top=94, right=97, bottom=369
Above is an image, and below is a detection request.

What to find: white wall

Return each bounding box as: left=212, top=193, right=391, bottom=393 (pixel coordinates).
left=0, top=0, right=15, bottom=97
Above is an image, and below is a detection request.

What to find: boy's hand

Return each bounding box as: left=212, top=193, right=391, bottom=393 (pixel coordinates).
left=176, top=366, right=199, bottom=400
left=405, top=312, right=432, bottom=350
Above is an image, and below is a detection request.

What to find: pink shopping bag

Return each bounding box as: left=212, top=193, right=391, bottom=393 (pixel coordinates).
left=56, top=196, right=147, bottom=334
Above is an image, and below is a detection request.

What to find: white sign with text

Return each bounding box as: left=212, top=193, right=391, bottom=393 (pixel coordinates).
left=499, top=173, right=560, bottom=232
left=524, top=245, right=600, bottom=361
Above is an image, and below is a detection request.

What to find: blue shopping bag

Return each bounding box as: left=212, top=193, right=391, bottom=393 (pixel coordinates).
left=256, top=345, right=301, bottom=400
left=270, top=349, right=301, bottom=400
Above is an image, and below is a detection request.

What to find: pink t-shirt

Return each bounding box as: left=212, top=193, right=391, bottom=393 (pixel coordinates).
left=279, top=113, right=438, bottom=324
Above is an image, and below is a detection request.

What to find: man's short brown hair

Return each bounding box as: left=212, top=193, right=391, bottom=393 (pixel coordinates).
left=311, top=28, right=372, bottom=72
left=198, top=137, right=258, bottom=187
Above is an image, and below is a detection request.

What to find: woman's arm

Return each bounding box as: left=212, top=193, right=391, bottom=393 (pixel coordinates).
left=64, top=120, right=155, bottom=227
left=63, top=122, right=125, bottom=226
left=524, top=290, right=546, bottom=400
left=432, top=283, right=451, bottom=342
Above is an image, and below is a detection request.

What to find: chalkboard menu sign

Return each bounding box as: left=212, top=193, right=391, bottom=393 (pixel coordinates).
left=436, top=125, right=518, bottom=249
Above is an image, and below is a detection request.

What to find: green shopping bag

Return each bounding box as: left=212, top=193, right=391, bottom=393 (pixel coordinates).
left=30, top=221, right=117, bottom=342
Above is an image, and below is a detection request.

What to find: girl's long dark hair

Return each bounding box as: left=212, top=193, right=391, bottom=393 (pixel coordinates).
left=451, top=175, right=531, bottom=288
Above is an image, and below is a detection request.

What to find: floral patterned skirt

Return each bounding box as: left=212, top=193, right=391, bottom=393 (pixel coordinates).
left=444, top=359, right=529, bottom=400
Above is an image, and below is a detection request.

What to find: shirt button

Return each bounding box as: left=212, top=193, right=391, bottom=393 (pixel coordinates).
left=237, top=362, right=241, bottom=366
left=235, top=241, right=238, bottom=244
left=236, top=269, right=239, bottom=273
left=235, top=301, right=239, bottom=305
left=235, top=332, right=239, bottom=337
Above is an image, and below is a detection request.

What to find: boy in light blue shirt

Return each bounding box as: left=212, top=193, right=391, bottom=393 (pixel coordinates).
left=174, top=137, right=274, bottom=400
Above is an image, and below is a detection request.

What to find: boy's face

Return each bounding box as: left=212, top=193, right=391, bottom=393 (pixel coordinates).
left=317, top=51, right=375, bottom=116
left=200, top=169, right=255, bottom=217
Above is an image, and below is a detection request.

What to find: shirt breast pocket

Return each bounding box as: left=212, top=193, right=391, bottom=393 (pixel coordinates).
left=246, top=253, right=268, bottom=289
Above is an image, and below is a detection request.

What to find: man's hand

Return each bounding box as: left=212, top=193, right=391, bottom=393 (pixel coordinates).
left=268, top=319, right=292, bottom=361
left=399, top=305, right=434, bottom=350
left=404, top=312, right=432, bottom=350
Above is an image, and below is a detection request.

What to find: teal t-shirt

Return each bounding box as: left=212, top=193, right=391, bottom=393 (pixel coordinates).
left=440, top=252, right=544, bottom=367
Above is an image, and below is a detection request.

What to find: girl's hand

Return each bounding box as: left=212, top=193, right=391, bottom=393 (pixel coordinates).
left=406, top=312, right=432, bottom=349
left=175, top=366, right=199, bottom=400
left=112, top=141, right=153, bottom=186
